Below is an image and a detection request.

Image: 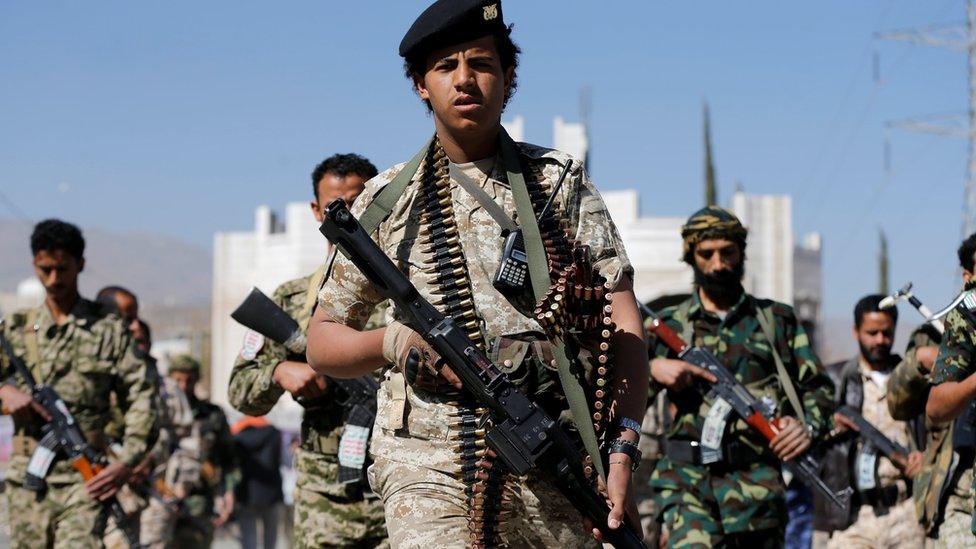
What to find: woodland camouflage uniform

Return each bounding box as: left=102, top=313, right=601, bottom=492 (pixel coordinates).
left=0, top=298, right=157, bottom=549
left=228, top=272, right=388, bottom=548
left=649, top=206, right=834, bottom=548
left=930, top=289, right=976, bottom=547
left=886, top=323, right=956, bottom=540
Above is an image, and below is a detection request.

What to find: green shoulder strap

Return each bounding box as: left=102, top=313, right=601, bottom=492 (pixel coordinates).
left=499, top=130, right=607, bottom=482
left=756, top=305, right=806, bottom=423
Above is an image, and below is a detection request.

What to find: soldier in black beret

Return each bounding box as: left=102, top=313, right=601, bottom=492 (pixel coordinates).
left=308, top=0, right=648, bottom=546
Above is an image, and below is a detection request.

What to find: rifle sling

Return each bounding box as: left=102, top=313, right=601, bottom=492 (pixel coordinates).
left=498, top=130, right=606, bottom=482
left=756, top=307, right=806, bottom=424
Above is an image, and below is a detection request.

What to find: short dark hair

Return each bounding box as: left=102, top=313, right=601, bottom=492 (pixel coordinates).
left=959, top=232, right=976, bottom=272
left=311, top=154, right=379, bottom=199
left=96, top=286, right=137, bottom=314
left=854, top=294, right=898, bottom=328
left=30, top=219, right=85, bottom=261
left=403, top=29, right=521, bottom=112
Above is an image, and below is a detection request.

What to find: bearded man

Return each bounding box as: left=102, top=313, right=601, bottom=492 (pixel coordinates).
left=648, top=206, right=834, bottom=547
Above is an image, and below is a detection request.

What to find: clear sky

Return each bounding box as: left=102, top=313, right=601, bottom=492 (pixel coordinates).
left=0, top=0, right=969, bottom=321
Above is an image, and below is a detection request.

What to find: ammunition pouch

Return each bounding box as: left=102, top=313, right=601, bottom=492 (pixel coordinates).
left=665, top=438, right=764, bottom=469
left=301, top=431, right=339, bottom=456
left=858, top=483, right=905, bottom=517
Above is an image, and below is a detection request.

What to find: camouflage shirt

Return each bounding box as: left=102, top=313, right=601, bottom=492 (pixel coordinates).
left=649, top=291, right=834, bottom=533
left=317, top=142, right=631, bottom=470
left=0, top=298, right=158, bottom=484
left=889, top=324, right=952, bottom=532
left=229, top=271, right=387, bottom=496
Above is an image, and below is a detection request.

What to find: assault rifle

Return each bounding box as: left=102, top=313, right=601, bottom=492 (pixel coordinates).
left=319, top=199, right=646, bottom=549
left=641, top=304, right=852, bottom=510
left=0, top=330, right=139, bottom=547
left=231, top=288, right=379, bottom=484
left=835, top=406, right=910, bottom=466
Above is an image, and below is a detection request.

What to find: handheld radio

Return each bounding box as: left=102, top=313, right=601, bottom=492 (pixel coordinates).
left=492, top=162, right=572, bottom=297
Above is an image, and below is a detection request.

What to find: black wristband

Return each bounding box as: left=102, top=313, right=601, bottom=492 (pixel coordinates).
left=606, top=438, right=642, bottom=471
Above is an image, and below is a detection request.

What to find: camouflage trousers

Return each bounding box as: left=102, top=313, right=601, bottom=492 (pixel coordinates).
left=823, top=498, right=924, bottom=549
left=932, top=466, right=976, bottom=548
left=5, top=479, right=107, bottom=549
left=634, top=456, right=663, bottom=548
left=139, top=494, right=214, bottom=549
left=368, top=456, right=600, bottom=548
left=292, top=447, right=388, bottom=548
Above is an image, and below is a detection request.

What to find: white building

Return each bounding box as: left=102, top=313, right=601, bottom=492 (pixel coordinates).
left=211, top=203, right=327, bottom=427
left=0, top=278, right=44, bottom=317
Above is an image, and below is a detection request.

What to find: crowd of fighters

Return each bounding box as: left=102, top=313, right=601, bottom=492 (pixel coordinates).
left=2, top=0, right=976, bottom=548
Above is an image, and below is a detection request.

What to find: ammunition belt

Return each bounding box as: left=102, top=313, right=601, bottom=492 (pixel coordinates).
left=534, top=242, right=617, bottom=456
left=525, top=162, right=573, bottom=273
left=418, top=140, right=512, bottom=546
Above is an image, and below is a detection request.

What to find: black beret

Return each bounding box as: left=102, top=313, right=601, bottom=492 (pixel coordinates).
left=399, top=0, right=507, bottom=59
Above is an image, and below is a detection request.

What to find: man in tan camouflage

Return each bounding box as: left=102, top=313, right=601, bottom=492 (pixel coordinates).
left=228, top=152, right=389, bottom=548
left=925, top=232, right=976, bottom=548
left=812, top=294, right=925, bottom=548
left=0, top=219, right=157, bottom=548
left=308, top=0, right=649, bottom=547
left=166, top=354, right=240, bottom=548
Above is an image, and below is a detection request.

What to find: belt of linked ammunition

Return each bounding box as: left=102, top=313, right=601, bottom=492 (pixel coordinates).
left=534, top=241, right=617, bottom=478
left=417, top=142, right=513, bottom=547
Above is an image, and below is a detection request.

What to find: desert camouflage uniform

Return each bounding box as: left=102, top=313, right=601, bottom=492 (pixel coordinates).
left=931, top=299, right=976, bottom=548
left=822, top=359, right=924, bottom=548
left=171, top=395, right=240, bottom=548
left=887, top=324, right=957, bottom=544
left=228, top=272, right=388, bottom=548
left=318, top=141, right=631, bottom=548
left=649, top=292, right=834, bottom=548
left=139, top=374, right=197, bottom=548
left=0, top=298, right=157, bottom=549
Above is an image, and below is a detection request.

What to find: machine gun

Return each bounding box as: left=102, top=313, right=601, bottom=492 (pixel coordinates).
left=641, top=304, right=852, bottom=510
left=834, top=406, right=910, bottom=466
left=319, top=199, right=646, bottom=549
left=231, top=288, right=379, bottom=484
left=0, top=330, right=139, bottom=547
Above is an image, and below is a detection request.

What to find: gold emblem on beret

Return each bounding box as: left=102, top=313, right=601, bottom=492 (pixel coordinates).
left=483, top=3, right=498, bottom=21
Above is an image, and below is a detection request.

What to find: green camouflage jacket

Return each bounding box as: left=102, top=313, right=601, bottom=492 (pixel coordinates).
left=931, top=289, right=976, bottom=533
left=228, top=272, right=386, bottom=497
left=649, top=291, right=834, bottom=533
left=888, top=324, right=952, bottom=533
left=0, top=298, right=158, bottom=484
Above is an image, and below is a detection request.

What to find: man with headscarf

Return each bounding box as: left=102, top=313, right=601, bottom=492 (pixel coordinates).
left=647, top=206, right=834, bottom=547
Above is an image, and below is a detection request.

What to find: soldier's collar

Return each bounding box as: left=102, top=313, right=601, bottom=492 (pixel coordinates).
left=688, top=289, right=751, bottom=321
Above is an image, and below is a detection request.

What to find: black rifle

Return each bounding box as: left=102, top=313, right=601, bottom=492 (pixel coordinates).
left=835, top=406, right=910, bottom=464
left=0, top=330, right=139, bottom=547
left=319, top=199, right=646, bottom=549
left=641, top=303, right=852, bottom=510
left=231, top=288, right=379, bottom=484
